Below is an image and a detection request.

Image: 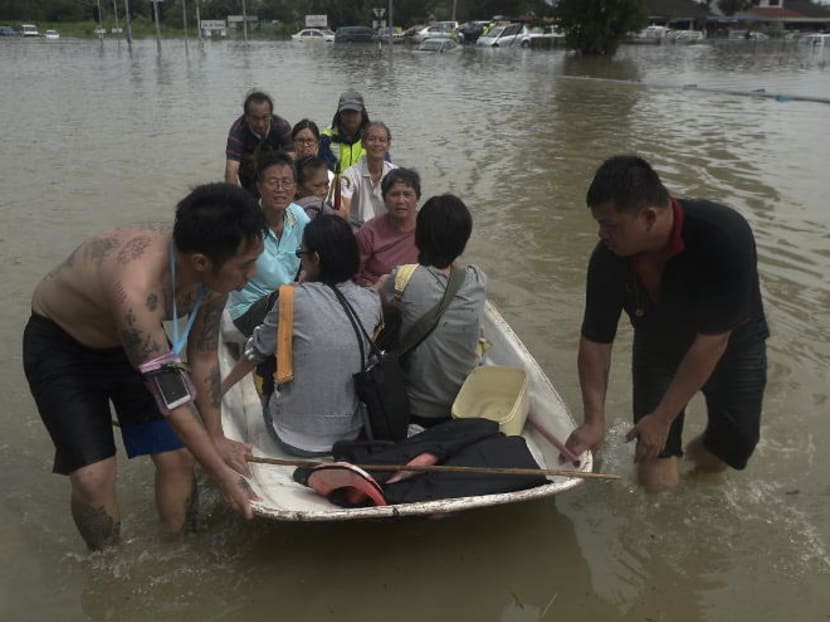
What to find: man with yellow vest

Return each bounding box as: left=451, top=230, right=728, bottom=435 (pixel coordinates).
left=320, top=90, right=390, bottom=173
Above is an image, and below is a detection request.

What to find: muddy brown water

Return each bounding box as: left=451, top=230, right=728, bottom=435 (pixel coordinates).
left=1, top=37, right=828, bottom=621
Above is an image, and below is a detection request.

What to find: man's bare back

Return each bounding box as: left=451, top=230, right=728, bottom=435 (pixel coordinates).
left=32, top=224, right=209, bottom=350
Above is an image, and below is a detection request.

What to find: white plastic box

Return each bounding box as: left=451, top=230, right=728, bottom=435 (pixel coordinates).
left=451, top=366, right=529, bottom=436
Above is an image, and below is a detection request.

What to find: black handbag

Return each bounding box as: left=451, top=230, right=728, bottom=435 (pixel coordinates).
left=329, top=284, right=411, bottom=442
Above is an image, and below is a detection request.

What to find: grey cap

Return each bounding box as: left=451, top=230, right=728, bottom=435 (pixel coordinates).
left=338, top=89, right=365, bottom=113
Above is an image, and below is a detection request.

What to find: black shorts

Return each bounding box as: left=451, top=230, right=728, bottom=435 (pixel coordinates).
left=632, top=336, right=767, bottom=470
left=22, top=313, right=184, bottom=475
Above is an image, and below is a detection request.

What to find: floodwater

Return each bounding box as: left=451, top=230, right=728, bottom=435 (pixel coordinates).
left=1, top=37, right=829, bottom=621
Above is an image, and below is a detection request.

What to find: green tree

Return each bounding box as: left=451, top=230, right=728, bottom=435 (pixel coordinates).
left=717, top=0, right=753, bottom=16
left=556, top=0, right=648, bottom=56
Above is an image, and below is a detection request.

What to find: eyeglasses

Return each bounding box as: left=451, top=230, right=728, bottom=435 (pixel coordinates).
left=293, top=137, right=318, bottom=145
left=262, top=178, right=295, bottom=190
left=295, top=248, right=312, bottom=258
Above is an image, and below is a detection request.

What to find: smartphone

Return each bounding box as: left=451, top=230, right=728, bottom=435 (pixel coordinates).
left=152, top=370, right=192, bottom=410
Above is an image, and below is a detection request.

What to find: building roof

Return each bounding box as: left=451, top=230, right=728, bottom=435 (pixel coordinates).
left=746, top=1, right=830, bottom=19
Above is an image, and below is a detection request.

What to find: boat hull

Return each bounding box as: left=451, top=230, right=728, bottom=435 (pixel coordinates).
left=220, top=300, right=592, bottom=521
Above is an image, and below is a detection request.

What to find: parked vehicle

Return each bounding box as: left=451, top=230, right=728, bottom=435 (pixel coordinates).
left=291, top=28, right=335, bottom=42
left=416, top=37, right=459, bottom=53
left=799, top=33, right=830, bottom=46
left=630, top=25, right=669, bottom=44
left=0, top=25, right=16, bottom=36
left=43, top=29, right=60, bottom=39
left=334, top=26, right=374, bottom=43
left=21, top=24, right=39, bottom=37
left=373, top=26, right=403, bottom=44
left=666, top=29, right=704, bottom=42
left=456, top=20, right=489, bottom=44
left=409, top=24, right=453, bottom=44
left=476, top=23, right=527, bottom=48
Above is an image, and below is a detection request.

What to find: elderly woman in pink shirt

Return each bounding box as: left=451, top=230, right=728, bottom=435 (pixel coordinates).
left=353, top=168, right=420, bottom=287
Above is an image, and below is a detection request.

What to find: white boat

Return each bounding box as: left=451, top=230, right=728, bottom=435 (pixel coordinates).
left=219, top=301, right=593, bottom=521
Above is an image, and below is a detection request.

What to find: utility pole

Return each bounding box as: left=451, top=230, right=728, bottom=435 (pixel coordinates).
left=195, top=0, right=203, bottom=42
left=452, top=0, right=457, bottom=22
left=241, top=0, right=248, bottom=43
left=124, top=0, right=133, bottom=47
left=152, top=0, right=162, bottom=52
left=96, top=0, right=104, bottom=39
left=181, top=0, right=188, bottom=51
left=388, top=0, right=394, bottom=31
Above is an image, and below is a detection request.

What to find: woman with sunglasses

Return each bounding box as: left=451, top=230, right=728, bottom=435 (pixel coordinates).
left=222, top=215, right=381, bottom=456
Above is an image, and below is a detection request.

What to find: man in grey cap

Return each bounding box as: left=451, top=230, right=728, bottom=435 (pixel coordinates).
left=320, top=89, right=376, bottom=172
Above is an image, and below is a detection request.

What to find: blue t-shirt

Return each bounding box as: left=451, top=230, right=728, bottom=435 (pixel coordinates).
left=228, top=203, right=310, bottom=319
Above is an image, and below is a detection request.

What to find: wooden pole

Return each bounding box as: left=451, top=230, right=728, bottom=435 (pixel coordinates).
left=248, top=456, right=620, bottom=480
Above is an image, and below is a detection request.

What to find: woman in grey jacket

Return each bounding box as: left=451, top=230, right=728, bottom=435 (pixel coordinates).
left=223, top=215, right=381, bottom=456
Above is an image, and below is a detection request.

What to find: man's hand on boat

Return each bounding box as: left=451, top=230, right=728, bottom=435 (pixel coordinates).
left=214, top=464, right=258, bottom=519
left=562, top=422, right=604, bottom=463
left=214, top=434, right=254, bottom=477
left=625, top=413, right=671, bottom=463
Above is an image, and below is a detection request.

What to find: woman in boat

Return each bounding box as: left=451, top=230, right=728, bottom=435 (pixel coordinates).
left=291, top=119, right=324, bottom=160
left=226, top=151, right=310, bottom=338
left=381, top=194, right=487, bottom=427
left=223, top=214, right=381, bottom=456
left=339, top=121, right=398, bottom=228
left=354, top=168, right=420, bottom=287
left=294, top=156, right=334, bottom=220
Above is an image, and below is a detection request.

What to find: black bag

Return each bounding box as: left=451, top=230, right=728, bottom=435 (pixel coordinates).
left=329, top=285, right=411, bottom=442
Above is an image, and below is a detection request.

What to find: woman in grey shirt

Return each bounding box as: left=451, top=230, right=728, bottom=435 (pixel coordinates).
left=382, top=195, right=487, bottom=426
left=223, top=215, right=381, bottom=455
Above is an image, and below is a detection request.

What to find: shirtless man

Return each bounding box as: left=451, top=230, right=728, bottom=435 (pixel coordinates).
left=23, top=183, right=267, bottom=550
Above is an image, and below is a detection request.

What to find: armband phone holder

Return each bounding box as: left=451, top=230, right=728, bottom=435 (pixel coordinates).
left=139, top=352, right=197, bottom=415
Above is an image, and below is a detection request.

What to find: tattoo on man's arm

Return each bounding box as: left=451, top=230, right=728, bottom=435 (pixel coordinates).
left=194, top=300, right=224, bottom=352
left=206, top=364, right=222, bottom=409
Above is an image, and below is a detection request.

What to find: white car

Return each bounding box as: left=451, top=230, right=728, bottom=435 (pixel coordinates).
left=21, top=24, right=39, bottom=37
left=291, top=28, right=335, bottom=42
left=44, top=29, right=60, bottom=39
left=416, top=37, right=459, bottom=53
left=476, top=23, right=528, bottom=47
left=409, top=24, right=453, bottom=44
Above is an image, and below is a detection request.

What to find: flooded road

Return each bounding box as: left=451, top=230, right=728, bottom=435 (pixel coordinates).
left=1, top=37, right=828, bottom=621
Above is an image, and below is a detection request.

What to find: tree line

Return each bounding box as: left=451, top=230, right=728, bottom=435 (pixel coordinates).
left=0, top=0, right=556, bottom=25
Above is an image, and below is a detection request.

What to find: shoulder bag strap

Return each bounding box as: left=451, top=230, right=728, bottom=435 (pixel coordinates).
left=327, top=284, right=379, bottom=367
left=394, top=266, right=466, bottom=358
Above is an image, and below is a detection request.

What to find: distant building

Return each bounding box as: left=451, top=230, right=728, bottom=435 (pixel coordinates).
left=644, top=0, right=711, bottom=30
left=742, top=0, right=830, bottom=30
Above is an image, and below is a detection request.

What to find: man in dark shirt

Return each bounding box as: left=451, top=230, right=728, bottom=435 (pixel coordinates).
left=225, top=90, right=293, bottom=197
left=564, top=155, right=768, bottom=491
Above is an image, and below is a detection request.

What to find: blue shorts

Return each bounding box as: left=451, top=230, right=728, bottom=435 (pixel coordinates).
left=22, top=313, right=185, bottom=475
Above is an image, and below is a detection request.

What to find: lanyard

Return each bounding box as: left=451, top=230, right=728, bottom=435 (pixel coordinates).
left=169, top=242, right=208, bottom=356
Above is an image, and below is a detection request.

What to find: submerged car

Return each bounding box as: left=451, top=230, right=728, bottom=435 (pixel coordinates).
left=334, top=26, right=374, bottom=43
left=416, top=38, right=459, bottom=53
left=476, top=23, right=527, bottom=47
left=0, top=25, right=16, bottom=36
left=291, top=28, right=335, bottom=42
left=21, top=24, right=40, bottom=37
left=408, top=24, right=453, bottom=44
left=44, top=29, right=60, bottom=39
